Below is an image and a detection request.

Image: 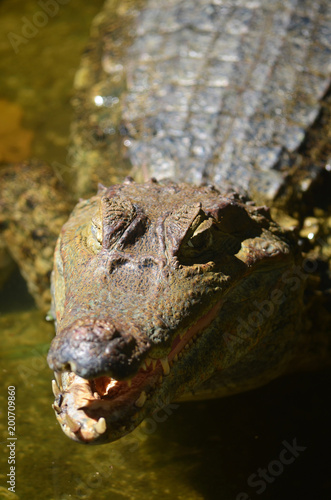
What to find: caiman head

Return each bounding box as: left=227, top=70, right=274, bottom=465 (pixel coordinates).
left=47, top=179, right=303, bottom=444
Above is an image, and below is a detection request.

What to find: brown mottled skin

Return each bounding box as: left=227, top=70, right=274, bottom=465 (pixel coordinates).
left=0, top=0, right=330, bottom=445
left=44, top=177, right=311, bottom=444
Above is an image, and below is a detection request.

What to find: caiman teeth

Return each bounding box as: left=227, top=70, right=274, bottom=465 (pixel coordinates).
left=145, top=357, right=152, bottom=368
left=135, top=391, right=147, bottom=408
left=95, top=417, right=107, bottom=435
left=65, top=414, right=81, bottom=433
left=52, top=379, right=61, bottom=398
left=161, top=357, right=170, bottom=375
left=141, top=361, right=147, bottom=371
left=54, top=371, right=62, bottom=390
left=152, top=359, right=157, bottom=369
left=52, top=402, right=61, bottom=414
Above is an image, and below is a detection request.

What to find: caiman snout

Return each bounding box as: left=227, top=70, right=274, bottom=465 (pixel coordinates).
left=47, top=318, right=150, bottom=380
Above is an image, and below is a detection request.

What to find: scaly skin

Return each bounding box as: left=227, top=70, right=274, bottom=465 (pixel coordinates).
left=47, top=179, right=304, bottom=443
left=0, top=0, right=330, bottom=445
left=44, top=0, right=330, bottom=444
left=0, top=161, right=72, bottom=310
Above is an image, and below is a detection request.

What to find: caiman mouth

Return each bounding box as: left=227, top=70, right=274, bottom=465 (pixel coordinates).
left=51, top=299, right=223, bottom=444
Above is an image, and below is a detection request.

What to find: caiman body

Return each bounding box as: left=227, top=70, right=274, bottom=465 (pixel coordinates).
left=1, top=0, right=330, bottom=444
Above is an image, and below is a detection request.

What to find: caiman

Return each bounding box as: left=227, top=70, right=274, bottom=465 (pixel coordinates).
left=0, top=0, right=330, bottom=445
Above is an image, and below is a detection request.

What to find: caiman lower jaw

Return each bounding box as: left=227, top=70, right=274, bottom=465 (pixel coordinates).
left=51, top=299, right=223, bottom=444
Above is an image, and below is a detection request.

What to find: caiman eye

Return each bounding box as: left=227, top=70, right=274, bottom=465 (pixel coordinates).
left=179, top=211, right=242, bottom=261
left=186, top=216, right=214, bottom=251
left=165, top=203, right=242, bottom=263
left=91, top=215, right=102, bottom=244
left=177, top=211, right=218, bottom=261
left=85, top=214, right=102, bottom=253
left=85, top=195, right=147, bottom=253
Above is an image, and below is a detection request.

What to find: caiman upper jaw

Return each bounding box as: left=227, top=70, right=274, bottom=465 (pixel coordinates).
left=47, top=318, right=151, bottom=380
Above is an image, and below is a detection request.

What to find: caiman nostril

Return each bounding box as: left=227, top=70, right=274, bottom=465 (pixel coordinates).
left=64, top=362, right=75, bottom=372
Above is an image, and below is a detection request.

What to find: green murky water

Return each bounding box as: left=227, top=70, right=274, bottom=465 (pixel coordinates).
left=0, top=2, right=331, bottom=499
